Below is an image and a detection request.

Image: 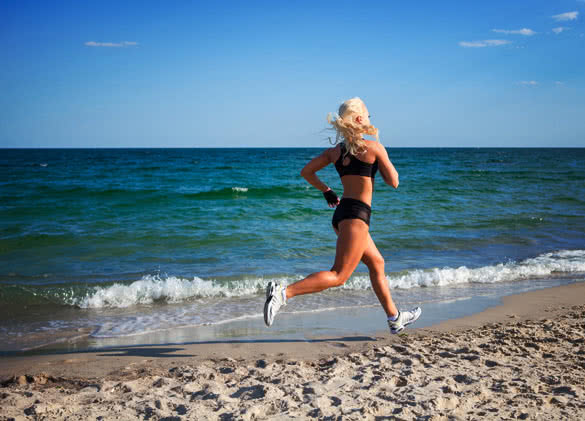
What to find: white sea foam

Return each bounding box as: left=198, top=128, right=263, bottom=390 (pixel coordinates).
left=346, top=249, right=585, bottom=290
left=75, top=250, right=585, bottom=309
left=91, top=312, right=265, bottom=338
left=232, top=186, right=248, bottom=192
left=73, top=275, right=294, bottom=309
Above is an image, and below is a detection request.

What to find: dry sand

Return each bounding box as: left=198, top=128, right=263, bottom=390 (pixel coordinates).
left=1, top=282, right=584, bottom=420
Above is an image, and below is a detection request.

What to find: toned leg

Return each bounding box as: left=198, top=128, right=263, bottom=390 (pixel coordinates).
left=361, top=234, right=398, bottom=317
left=286, top=219, right=369, bottom=299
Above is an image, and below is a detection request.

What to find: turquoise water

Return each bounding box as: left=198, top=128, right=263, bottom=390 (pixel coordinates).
left=1, top=148, right=585, bottom=351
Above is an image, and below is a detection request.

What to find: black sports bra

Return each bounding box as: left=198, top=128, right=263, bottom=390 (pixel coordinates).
left=334, top=144, right=378, bottom=179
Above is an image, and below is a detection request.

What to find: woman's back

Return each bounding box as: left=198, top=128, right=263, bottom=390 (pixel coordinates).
left=332, top=140, right=379, bottom=206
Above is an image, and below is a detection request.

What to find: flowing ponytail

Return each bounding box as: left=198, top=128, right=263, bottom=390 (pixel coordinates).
left=327, top=97, right=378, bottom=157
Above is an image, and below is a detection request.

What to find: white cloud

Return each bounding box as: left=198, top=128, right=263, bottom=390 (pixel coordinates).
left=85, top=41, right=139, bottom=47
left=492, top=28, right=536, bottom=36
left=519, top=81, right=539, bottom=86
left=555, top=81, right=565, bottom=85
left=552, top=11, right=578, bottom=21
left=459, top=39, right=511, bottom=48
left=552, top=27, right=569, bottom=34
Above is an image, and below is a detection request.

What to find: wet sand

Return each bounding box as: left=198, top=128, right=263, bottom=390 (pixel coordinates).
left=1, top=282, right=584, bottom=420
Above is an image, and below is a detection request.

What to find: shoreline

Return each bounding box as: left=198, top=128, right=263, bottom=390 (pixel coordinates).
left=2, top=274, right=578, bottom=356
left=1, top=282, right=583, bottom=378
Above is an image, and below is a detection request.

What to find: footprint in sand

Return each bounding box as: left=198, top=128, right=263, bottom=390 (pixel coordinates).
left=389, top=376, right=408, bottom=387
left=453, top=374, right=475, bottom=385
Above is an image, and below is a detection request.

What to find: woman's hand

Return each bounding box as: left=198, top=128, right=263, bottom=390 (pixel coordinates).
left=323, top=188, right=340, bottom=208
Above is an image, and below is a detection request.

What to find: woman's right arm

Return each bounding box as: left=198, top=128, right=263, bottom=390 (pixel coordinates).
left=300, top=147, right=340, bottom=208
left=376, top=143, right=399, bottom=188
left=300, top=148, right=335, bottom=192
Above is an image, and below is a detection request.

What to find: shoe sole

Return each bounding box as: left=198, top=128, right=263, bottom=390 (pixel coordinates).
left=264, top=282, right=275, bottom=326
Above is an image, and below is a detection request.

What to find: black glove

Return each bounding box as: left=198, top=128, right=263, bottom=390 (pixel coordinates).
left=323, top=189, right=339, bottom=207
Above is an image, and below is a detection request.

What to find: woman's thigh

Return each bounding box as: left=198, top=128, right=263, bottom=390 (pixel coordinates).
left=361, top=233, right=384, bottom=271
left=333, top=225, right=382, bottom=269
left=332, top=219, right=370, bottom=279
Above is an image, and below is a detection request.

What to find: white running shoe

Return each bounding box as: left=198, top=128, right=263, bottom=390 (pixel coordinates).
left=264, top=282, right=287, bottom=327
left=388, top=307, right=422, bottom=334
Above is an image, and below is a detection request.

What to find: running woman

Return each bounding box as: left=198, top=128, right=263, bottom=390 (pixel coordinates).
left=264, top=97, right=421, bottom=334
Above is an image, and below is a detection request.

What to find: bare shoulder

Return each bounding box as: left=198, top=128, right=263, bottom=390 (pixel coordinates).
left=367, top=140, right=387, bottom=158
left=326, top=144, right=342, bottom=162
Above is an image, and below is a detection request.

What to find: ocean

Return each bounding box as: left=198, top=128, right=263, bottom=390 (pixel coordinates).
left=1, top=148, right=584, bottom=353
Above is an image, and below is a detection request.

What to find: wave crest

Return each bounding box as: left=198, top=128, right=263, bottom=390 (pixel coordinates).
left=345, top=249, right=585, bottom=290
left=72, top=275, right=271, bottom=308
left=70, top=250, right=585, bottom=309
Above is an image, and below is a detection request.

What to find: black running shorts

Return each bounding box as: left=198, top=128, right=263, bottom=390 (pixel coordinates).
left=331, top=198, right=371, bottom=230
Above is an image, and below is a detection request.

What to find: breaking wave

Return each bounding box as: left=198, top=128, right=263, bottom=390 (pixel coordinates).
left=66, top=250, right=585, bottom=309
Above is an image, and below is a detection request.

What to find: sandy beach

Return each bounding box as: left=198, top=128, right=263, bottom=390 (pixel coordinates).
left=1, top=282, right=584, bottom=420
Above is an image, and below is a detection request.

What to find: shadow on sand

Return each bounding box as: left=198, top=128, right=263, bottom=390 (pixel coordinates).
left=95, top=336, right=377, bottom=358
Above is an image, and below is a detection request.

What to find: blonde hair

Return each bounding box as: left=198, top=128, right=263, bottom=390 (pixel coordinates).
left=327, top=97, right=379, bottom=157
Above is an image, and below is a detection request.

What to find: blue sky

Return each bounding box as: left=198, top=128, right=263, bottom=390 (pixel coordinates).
left=1, top=0, right=584, bottom=148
